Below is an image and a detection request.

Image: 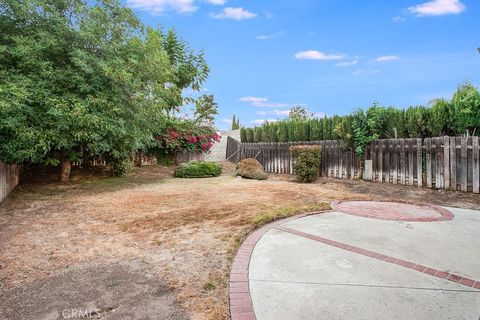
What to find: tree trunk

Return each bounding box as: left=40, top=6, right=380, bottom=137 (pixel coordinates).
left=135, top=151, right=143, bottom=167
left=59, top=158, right=71, bottom=182
left=82, top=147, right=91, bottom=169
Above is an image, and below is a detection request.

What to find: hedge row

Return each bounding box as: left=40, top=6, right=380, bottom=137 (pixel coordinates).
left=241, top=83, right=480, bottom=143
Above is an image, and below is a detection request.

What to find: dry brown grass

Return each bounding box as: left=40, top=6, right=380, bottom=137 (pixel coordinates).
left=0, top=165, right=478, bottom=320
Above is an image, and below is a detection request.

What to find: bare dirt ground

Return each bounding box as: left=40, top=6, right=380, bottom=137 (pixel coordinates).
left=0, top=164, right=478, bottom=320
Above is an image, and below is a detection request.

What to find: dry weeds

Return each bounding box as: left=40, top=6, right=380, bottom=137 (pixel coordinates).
left=0, top=165, right=478, bottom=319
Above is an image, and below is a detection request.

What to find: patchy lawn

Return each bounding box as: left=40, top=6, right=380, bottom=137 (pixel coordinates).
left=0, top=164, right=478, bottom=320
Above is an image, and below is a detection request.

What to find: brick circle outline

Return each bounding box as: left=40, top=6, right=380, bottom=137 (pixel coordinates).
left=330, top=200, right=454, bottom=222
left=228, top=210, right=327, bottom=320
left=228, top=200, right=462, bottom=320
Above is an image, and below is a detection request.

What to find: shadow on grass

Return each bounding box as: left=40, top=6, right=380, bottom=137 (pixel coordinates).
left=6, top=165, right=176, bottom=203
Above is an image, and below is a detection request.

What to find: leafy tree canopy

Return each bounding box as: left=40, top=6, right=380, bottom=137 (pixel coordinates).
left=289, top=106, right=311, bottom=120
left=0, top=0, right=209, bottom=179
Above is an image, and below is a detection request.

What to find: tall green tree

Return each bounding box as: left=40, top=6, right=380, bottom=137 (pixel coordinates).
left=289, top=106, right=311, bottom=120
left=451, top=82, right=480, bottom=136
left=0, top=0, right=209, bottom=181
left=231, top=114, right=240, bottom=130
left=194, top=94, right=218, bottom=124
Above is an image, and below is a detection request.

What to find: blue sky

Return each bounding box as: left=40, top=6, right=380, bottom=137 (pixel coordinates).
left=124, top=0, right=480, bottom=129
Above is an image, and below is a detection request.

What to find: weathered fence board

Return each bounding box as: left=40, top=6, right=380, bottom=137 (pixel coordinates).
left=0, top=162, right=21, bottom=202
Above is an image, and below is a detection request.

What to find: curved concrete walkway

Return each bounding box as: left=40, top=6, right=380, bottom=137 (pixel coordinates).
left=229, top=203, right=480, bottom=320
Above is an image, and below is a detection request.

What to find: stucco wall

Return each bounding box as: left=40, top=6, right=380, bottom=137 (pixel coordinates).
left=203, top=129, right=240, bottom=162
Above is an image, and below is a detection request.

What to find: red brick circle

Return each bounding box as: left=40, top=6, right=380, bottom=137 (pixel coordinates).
left=228, top=211, right=323, bottom=320
left=330, top=200, right=454, bottom=222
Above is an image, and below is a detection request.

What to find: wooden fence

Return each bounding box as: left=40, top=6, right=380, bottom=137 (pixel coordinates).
left=71, top=153, right=157, bottom=167
left=365, top=138, right=423, bottom=187
left=0, top=162, right=21, bottom=202
left=226, top=137, right=363, bottom=178
left=226, top=136, right=480, bottom=194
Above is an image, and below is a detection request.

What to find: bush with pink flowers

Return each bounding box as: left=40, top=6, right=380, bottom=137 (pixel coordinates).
left=154, top=119, right=221, bottom=155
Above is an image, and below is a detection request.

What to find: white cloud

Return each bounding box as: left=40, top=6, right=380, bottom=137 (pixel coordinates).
left=250, top=119, right=278, bottom=125
left=335, top=59, right=358, bottom=67
left=221, top=118, right=233, bottom=124
left=240, top=96, right=268, bottom=103
left=211, top=7, right=257, bottom=20
left=257, top=109, right=290, bottom=116
left=206, top=0, right=226, bottom=5
left=408, top=0, right=465, bottom=16
left=393, top=16, right=406, bottom=22
left=375, top=55, right=399, bottom=62
left=256, top=31, right=283, bottom=40
left=353, top=69, right=380, bottom=76
left=239, top=96, right=289, bottom=108
left=127, top=0, right=197, bottom=13
left=294, top=50, right=345, bottom=61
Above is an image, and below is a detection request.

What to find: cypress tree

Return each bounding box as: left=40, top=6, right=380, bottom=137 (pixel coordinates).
left=246, top=128, right=254, bottom=142
left=278, top=122, right=288, bottom=142
left=240, top=127, right=247, bottom=142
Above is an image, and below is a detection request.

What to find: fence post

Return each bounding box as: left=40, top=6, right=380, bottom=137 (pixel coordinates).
left=461, top=137, right=468, bottom=192
left=416, top=138, right=423, bottom=187
left=443, top=136, right=450, bottom=190
left=425, top=138, right=432, bottom=188
left=473, top=136, right=479, bottom=194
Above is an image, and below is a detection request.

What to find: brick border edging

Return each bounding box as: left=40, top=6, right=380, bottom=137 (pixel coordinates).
left=330, top=200, right=454, bottom=222
left=277, top=226, right=480, bottom=290
left=228, top=211, right=330, bottom=320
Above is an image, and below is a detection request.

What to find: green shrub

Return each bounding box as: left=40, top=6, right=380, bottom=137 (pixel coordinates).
left=112, top=158, right=133, bottom=176
left=290, top=145, right=321, bottom=183
left=175, top=161, right=222, bottom=178
left=236, top=158, right=268, bottom=180
left=155, top=151, right=175, bottom=166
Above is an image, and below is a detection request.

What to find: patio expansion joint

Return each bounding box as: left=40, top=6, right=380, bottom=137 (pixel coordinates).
left=249, top=278, right=480, bottom=293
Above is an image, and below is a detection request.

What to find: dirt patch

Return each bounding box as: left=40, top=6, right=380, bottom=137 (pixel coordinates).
left=0, top=165, right=478, bottom=320
left=0, top=260, right=188, bottom=320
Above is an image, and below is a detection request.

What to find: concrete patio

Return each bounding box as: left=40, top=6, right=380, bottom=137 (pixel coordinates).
left=230, top=202, right=480, bottom=320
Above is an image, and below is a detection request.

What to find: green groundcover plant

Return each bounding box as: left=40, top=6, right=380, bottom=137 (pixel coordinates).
left=174, top=161, right=222, bottom=178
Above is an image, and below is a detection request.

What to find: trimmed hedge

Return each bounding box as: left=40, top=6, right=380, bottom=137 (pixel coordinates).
left=175, top=161, right=222, bottom=178
left=290, top=145, right=322, bottom=183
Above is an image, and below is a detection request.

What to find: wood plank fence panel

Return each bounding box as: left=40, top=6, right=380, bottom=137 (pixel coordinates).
left=224, top=136, right=479, bottom=193
left=450, top=137, right=457, bottom=191
left=425, top=138, right=432, bottom=188
left=0, top=162, right=21, bottom=203
left=443, top=137, right=450, bottom=190
left=392, top=140, right=398, bottom=184
left=473, top=136, right=479, bottom=194
left=461, top=137, right=468, bottom=192
left=416, top=138, right=423, bottom=187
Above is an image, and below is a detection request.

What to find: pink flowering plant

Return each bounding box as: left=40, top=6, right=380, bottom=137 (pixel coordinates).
left=155, top=120, right=221, bottom=154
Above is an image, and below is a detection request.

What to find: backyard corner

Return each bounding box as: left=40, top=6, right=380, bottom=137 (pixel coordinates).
left=0, top=164, right=479, bottom=320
